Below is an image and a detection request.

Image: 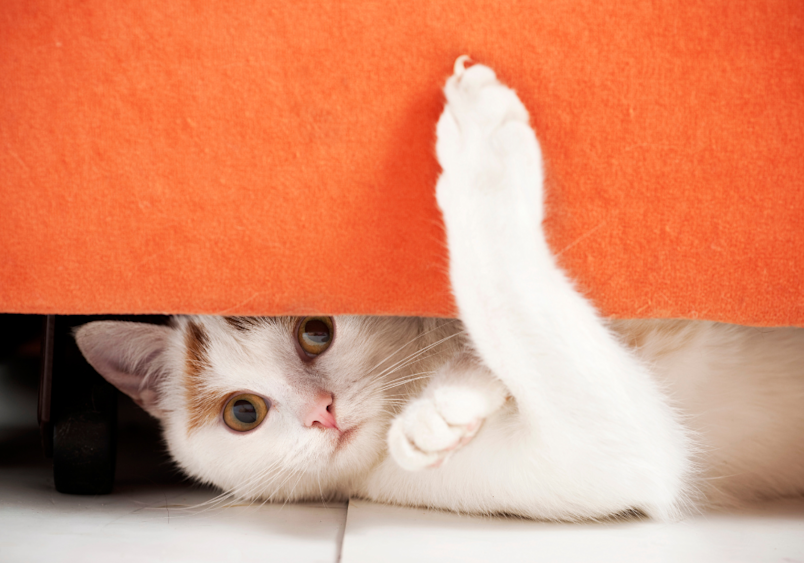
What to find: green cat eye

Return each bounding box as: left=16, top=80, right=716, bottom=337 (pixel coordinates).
left=296, top=316, right=334, bottom=358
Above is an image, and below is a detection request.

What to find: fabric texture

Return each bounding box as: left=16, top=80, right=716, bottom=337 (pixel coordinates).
left=2, top=1, right=802, bottom=325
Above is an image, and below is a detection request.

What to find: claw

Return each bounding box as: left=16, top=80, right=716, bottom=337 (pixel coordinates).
left=454, top=55, right=472, bottom=76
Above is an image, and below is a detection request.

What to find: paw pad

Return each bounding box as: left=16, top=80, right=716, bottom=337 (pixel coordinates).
left=388, top=387, right=491, bottom=471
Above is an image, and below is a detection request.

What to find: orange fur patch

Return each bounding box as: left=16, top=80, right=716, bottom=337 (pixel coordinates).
left=184, top=320, right=226, bottom=433
left=611, top=319, right=699, bottom=357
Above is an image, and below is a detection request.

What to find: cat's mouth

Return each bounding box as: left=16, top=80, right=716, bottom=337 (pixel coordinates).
left=335, top=426, right=358, bottom=450
left=320, top=396, right=358, bottom=451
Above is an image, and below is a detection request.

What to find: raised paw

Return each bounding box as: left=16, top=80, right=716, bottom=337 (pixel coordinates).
left=435, top=57, right=544, bottom=222
left=387, top=385, right=493, bottom=471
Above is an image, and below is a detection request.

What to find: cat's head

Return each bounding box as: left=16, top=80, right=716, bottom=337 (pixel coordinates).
left=75, top=315, right=426, bottom=501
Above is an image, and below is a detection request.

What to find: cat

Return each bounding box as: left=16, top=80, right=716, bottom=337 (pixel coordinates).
left=75, top=58, right=804, bottom=521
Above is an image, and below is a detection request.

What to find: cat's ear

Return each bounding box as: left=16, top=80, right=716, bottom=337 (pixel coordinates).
left=74, top=321, right=174, bottom=419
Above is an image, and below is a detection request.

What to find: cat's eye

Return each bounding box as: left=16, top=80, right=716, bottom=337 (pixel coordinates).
left=296, top=316, right=334, bottom=358
left=223, top=393, right=270, bottom=432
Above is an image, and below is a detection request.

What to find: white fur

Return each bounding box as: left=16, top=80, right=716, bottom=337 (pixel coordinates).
left=75, top=59, right=804, bottom=522
left=388, top=353, right=508, bottom=471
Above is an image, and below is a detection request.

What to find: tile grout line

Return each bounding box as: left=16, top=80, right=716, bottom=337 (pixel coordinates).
left=335, top=498, right=352, bottom=563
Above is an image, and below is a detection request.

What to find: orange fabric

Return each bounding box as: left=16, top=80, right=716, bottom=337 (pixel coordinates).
left=1, top=1, right=803, bottom=325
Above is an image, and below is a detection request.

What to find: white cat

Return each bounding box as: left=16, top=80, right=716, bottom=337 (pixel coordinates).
left=75, top=58, right=804, bottom=521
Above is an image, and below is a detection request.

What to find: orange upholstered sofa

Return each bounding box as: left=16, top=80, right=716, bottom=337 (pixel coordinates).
left=2, top=1, right=803, bottom=326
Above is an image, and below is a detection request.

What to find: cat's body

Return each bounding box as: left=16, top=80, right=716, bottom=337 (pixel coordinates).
left=76, top=59, right=804, bottom=521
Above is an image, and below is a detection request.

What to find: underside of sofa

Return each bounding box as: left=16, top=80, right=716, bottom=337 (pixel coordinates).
left=2, top=1, right=802, bottom=326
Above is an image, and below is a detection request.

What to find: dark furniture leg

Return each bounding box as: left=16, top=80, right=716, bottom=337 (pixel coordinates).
left=39, top=315, right=118, bottom=494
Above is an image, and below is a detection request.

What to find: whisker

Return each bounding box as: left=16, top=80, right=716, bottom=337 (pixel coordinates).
left=365, top=319, right=458, bottom=375
left=182, top=458, right=287, bottom=514
left=372, top=331, right=465, bottom=383
left=378, top=374, right=434, bottom=392
left=317, top=469, right=328, bottom=507
left=372, top=330, right=464, bottom=381
left=281, top=468, right=307, bottom=510
left=266, top=468, right=302, bottom=502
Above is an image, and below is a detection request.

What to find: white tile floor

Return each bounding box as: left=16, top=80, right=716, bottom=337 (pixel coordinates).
left=1, top=357, right=803, bottom=562
left=341, top=499, right=804, bottom=563
left=3, top=442, right=804, bottom=563
left=0, top=465, right=347, bottom=563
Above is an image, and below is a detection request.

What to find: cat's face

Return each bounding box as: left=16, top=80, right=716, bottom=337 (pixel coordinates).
left=76, top=315, right=429, bottom=501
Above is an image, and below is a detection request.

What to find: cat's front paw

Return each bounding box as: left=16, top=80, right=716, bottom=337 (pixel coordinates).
left=388, top=385, right=492, bottom=471
left=435, top=56, right=543, bottom=223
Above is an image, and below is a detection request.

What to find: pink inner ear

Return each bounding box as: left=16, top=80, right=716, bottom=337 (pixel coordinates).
left=74, top=321, right=173, bottom=419
left=100, top=370, right=163, bottom=418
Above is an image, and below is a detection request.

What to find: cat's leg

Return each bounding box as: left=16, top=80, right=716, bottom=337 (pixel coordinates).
left=431, top=58, right=694, bottom=520
left=388, top=352, right=508, bottom=470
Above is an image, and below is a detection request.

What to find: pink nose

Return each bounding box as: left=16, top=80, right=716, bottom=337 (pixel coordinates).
left=303, top=393, right=338, bottom=430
